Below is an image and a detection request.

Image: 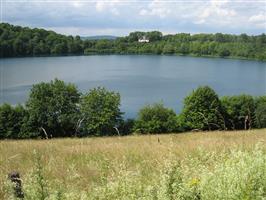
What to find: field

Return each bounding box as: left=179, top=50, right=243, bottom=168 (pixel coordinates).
left=1, top=129, right=266, bottom=199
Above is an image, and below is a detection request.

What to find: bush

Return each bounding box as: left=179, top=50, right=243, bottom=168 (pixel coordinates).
left=133, top=103, right=178, bottom=134
left=80, top=87, right=123, bottom=136
left=180, top=86, right=225, bottom=131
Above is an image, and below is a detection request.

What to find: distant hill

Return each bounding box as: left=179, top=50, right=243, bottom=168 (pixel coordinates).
left=81, top=35, right=118, bottom=40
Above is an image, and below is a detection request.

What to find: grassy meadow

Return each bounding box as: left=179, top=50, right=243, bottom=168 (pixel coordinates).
left=1, top=129, right=266, bottom=199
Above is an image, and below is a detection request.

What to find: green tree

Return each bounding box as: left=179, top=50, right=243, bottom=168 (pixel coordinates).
left=217, top=45, right=231, bottom=57
left=26, top=79, right=80, bottom=138
left=179, top=43, right=190, bottom=54
left=127, top=31, right=145, bottom=42
left=163, top=43, right=175, bottom=54
left=80, top=87, right=123, bottom=136
left=1, top=23, right=266, bottom=61
left=118, top=119, right=135, bottom=135
left=134, top=103, right=178, bottom=134
left=221, top=95, right=256, bottom=130
left=180, top=86, right=225, bottom=131
left=0, top=104, right=27, bottom=138
left=255, top=96, right=266, bottom=128
left=146, top=31, right=163, bottom=42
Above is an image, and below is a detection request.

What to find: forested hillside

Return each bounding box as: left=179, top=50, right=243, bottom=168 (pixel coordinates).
left=1, top=23, right=266, bottom=60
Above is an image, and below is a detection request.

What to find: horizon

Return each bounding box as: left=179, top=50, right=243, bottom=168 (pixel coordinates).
left=2, top=0, right=266, bottom=36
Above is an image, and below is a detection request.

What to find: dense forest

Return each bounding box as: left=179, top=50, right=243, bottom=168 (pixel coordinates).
left=1, top=23, right=266, bottom=60
left=0, top=79, right=265, bottom=139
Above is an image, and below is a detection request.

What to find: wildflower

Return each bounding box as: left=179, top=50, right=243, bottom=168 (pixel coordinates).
left=189, top=178, right=200, bottom=187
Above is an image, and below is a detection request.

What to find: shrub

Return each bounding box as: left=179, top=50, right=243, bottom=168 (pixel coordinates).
left=180, top=86, right=225, bottom=131
left=134, top=103, right=178, bottom=134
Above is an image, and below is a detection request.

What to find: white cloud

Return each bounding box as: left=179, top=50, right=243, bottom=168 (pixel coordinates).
left=95, top=1, right=105, bottom=12
left=2, top=0, right=266, bottom=35
left=95, top=0, right=124, bottom=15
left=138, top=0, right=172, bottom=18
left=249, top=13, right=266, bottom=29
left=71, top=1, right=84, bottom=8
left=249, top=13, right=266, bottom=23
left=197, top=0, right=237, bottom=25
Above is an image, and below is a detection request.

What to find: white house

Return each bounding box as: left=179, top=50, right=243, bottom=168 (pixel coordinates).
left=138, top=36, right=149, bottom=43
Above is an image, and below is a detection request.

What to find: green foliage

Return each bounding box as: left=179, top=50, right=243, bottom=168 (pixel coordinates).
left=0, top=104, right=28, bottom=139
left=118, top=119, right=135, bottom=135
left=0, top=81, right=265, bottom=139
left=26, top=79, right=80, bottom=138
left=180, top=86, right=225, bottom=131
left=80, top=87, right=123, bottom=136
left=255, top=96, right=266, bottom=128
left=221, top=95, right=256, bottom=130
left=146, top=31, right=163, bottom=42
left=0, top=23, right=83, bottom=57
left=198, top=146, right=266, bottom=199
left=156, top=146, right=266, bottom=200
left=1, top=23, right=266, bottom=61
left=134, top=103, right=178, bottom=134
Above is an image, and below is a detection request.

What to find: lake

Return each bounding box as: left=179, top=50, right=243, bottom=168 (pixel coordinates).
left=0, top=55, right=265, bottom=118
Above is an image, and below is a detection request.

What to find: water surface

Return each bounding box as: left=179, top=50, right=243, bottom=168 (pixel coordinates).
left=0, top=55, right=265, bottom=118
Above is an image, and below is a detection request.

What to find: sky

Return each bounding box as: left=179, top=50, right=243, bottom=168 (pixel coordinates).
left=1, top=0, right=266, bottom=36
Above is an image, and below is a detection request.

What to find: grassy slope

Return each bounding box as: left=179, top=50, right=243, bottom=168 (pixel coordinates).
left=0, top=129, right=265, bottom=199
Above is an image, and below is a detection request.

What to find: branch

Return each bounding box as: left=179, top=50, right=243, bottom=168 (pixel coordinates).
left=40, top=127, right=49, bottom=139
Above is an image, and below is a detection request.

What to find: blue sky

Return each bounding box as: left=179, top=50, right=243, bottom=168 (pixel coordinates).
left=2, top=0, right=266, bottom=36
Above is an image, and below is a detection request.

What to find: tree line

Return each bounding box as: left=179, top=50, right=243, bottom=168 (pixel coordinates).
left=0, top=79, right=265, bottom=139
left=1, top=23, right=266, bottom=61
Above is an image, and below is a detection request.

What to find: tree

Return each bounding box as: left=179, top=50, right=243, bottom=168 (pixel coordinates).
left=221, top=95, right=256, bottom=130
left=127, top=31, right=145, bottom=42
left=133, top=103, right=178, bottom=134
left=214, top=33, right=226, bottom=43
left=217, top=45, right=231, bottom=57
left=180, top=86, right=225, bottom=131
left=146, top=31, right=163, bottom=42
left=179, top=43, right=190, bottom=54
left=80, top=87, right=123, bottom=136
left=255, top=96, right=266, bottom=128
left=1, top=23, right=266, bottom=61
left=26, top=79, right=80, bottom=138
left=0, top=104, right=27, bottom=139
left=163, top=43, right=175, bottom=54
left=118, top=119, right=135, bottom=135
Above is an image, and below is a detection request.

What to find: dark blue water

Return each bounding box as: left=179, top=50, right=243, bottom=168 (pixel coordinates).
left=0, top=55, right=265, bottom=118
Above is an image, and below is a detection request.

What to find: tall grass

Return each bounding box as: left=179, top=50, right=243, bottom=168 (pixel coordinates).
left=0, top=129, right=265, bottom=199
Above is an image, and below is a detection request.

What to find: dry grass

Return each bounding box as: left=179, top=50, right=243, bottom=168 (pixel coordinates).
left=0, top=129, right=265, bottom=199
